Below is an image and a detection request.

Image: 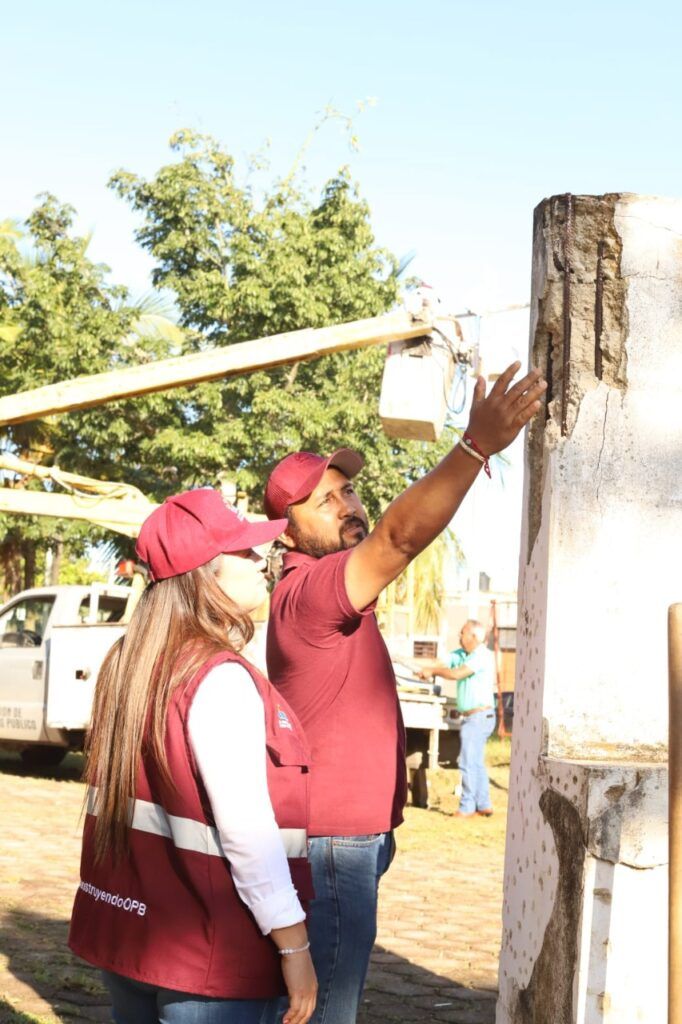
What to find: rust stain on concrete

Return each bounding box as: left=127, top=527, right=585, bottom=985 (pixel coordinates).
left=526, top=193, right=629, bottom=562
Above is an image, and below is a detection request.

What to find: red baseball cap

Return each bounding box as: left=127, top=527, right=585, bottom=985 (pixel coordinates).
left=136, top=489, right=288, bottom=582
left=264, top=448, right=364, bottom=520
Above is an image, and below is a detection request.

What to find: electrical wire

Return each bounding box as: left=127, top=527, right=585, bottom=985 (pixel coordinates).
left=428, top=322, right=480, bottom=423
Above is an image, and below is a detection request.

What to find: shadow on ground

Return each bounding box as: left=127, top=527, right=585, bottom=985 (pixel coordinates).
left=0, top=999, right=52, bottom=1024
left=359, top=946, right=496, bottom=1024
left=0, top=909, right=495, bottom=1024
left=0, top=908, right=108, bottom=1023
left=0, top=751, right=84, bottom=784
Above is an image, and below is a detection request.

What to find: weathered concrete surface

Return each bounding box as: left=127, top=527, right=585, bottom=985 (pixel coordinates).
left=498, top=194, right=679, bottom=1024
left=507, top=789, right=585, bottom=1024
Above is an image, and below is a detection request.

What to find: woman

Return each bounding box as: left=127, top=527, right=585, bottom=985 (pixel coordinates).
left=69, top=488, right=317, bottom=1024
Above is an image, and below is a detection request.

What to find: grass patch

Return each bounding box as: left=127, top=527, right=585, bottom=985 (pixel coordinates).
left=397, top=739, right=511, bottom=855
left=487, top=734, right=512, bottom=767
left=54, top=970, right=105, bottom=996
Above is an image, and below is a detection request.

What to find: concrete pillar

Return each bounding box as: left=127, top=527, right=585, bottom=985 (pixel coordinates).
left=497, top=194, right=681, bottom=1024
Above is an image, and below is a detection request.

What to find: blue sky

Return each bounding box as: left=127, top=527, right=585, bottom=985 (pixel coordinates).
left=5, top=0, right=680, bottom=313
left=4, top=0, right=680, bottom=587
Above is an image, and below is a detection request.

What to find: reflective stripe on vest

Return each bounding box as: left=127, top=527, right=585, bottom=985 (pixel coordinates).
left=87, top=787, right=307, bottom=859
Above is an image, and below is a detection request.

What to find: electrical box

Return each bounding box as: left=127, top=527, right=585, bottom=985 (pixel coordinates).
left=379, top=336, right=456, bottom=442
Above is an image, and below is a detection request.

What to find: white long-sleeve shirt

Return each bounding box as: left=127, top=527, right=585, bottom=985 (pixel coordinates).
left=187, top=662, right=305, bottom=935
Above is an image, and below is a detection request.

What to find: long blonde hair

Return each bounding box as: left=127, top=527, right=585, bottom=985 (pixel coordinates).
left=85, top=559, right=254, bottom=864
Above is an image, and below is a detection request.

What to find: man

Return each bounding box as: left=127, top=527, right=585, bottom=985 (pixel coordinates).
left=264, top=362, right=545, bottom=1023
left=417, top=620, right=497, bottom=818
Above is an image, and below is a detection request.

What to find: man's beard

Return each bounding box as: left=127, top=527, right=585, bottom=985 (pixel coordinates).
left=289, top=515, right=369, bottom=559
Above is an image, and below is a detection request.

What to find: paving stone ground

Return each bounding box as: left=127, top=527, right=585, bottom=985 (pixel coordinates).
left=0, top=745, right=510, bottom=1024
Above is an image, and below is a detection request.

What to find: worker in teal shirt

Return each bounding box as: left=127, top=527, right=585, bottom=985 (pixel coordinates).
left=417, top=620, right=496, bottom=817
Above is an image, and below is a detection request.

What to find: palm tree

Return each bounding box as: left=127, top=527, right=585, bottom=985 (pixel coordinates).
left=378, top=528, right=463, bottom=639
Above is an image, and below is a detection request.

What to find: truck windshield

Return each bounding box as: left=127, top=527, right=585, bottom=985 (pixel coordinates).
left=0, top=596, right=56, bottom=648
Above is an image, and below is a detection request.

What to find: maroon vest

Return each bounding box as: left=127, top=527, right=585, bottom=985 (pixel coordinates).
left=69, top=650, right=313, bottom=998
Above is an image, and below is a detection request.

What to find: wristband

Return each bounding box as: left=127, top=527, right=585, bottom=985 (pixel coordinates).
left=460, top=434, right=491, bottom=478
left=278, top=941, right=310, bottom=956
left=459, top=439, right=484, bottom=464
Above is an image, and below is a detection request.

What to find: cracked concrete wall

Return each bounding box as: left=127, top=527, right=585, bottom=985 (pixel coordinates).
left=527, top=194, right=628, bottom=558
left=497, top=194, right=679, bottom=1024
left=524, top=191, right=682, bottom=759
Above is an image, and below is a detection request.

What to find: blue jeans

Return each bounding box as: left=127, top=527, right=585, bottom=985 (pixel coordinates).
left=458, top=709, right=496, bottom=814
left=297, top=832, right=394, bottom=1024
left=102, top=970, right=280, bottom=1024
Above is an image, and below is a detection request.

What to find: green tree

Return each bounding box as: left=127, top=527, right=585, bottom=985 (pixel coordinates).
left=109, top=129, right=452, bottom=519
left=0, top=196, right=186, bottom=594
left=0, top=129, right=456, bottom=597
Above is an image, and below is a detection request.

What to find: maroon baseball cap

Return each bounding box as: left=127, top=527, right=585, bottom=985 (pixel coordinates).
left=264, top=448, right=365, bottom=520
left=136, top=489, right=288, bottom=582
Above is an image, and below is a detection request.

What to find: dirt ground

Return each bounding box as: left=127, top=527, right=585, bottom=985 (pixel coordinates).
left=0, top=742, right=510, bottom=1024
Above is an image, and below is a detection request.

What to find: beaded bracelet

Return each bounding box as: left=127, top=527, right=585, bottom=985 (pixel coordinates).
left=460, top=434, right=491, bottom=478
left=278, top=941, right=311, bottom=956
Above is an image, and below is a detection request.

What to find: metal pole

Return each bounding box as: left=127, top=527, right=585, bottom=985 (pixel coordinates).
left=669, top=603, right=682, bottom=1024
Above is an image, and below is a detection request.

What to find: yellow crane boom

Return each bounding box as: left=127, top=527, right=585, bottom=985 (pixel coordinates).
left=0, top=454, right=155, bottom=537
left=0, top=310, right=432, bottom=427
left=0, top=306, right=438, bottom=537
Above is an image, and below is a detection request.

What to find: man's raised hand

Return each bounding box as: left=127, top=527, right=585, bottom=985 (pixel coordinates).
left=465, top=362, right=546, bottom=457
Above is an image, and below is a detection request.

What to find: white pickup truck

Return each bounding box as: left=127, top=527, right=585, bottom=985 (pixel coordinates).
left=0, top=585, right=461, bottom=805
left=0, top=583, right=130, bottom=766
left=392, top=663, right=461, bottom=807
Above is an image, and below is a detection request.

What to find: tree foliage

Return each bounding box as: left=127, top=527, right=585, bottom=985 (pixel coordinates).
left=0, top=196, right=185, bottom=593
left=1, top=127, right=454, bottom=596
left=109, top=129, right=452, bottom=518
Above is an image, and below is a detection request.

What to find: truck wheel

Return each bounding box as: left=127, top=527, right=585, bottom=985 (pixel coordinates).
left=20, top=746, right=67, bottom=769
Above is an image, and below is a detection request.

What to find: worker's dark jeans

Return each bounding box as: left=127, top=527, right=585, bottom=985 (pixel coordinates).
left=291, top=832, right=393, bottom=1024
left=458, top=709, right=496, bottom=814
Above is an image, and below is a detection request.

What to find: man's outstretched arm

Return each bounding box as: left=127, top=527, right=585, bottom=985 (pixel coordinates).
left=345, top=361, right=546, bottom=612
left=414, top=660, right=474, bottom=682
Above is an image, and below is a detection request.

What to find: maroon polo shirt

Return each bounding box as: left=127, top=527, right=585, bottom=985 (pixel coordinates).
left=266, top=549, right=407, bottom=837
